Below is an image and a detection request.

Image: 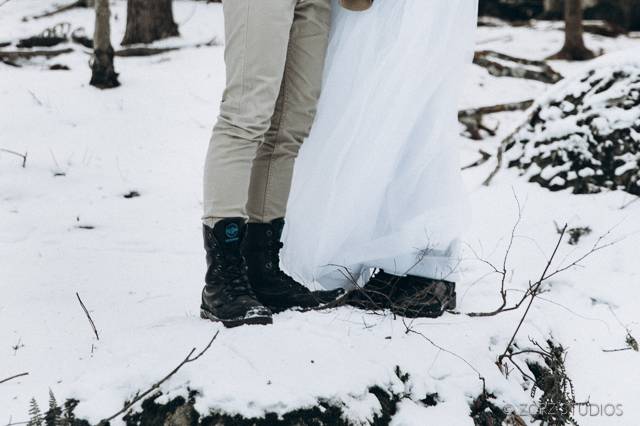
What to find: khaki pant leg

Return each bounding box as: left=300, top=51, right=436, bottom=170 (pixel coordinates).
left=203, top=0, right=297, bottom=222
left=246, top=0, right=332, bottom=223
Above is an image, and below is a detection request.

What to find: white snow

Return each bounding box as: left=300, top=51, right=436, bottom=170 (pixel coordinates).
left=2, top=1, right=640, bottom=425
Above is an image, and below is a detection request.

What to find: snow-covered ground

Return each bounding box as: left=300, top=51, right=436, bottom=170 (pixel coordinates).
left=1, top=1, right=639, bottom=425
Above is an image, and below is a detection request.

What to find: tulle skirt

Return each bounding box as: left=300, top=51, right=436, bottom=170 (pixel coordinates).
left=281, top=0, right=478, bottom=290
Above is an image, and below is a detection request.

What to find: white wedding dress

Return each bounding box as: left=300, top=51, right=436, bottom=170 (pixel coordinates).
left=281, top=0, right=478, bottom=290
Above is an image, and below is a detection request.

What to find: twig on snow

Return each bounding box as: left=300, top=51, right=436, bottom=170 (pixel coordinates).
left=23, top=0, right=91, bottom=21
left=0, top=148, right=27, bottom=168
left=461, top=149, right=492, bottom=170
left=0, top=372, right=29, bottom=385
left=468, top=218, right=617, bottom=318
left=466, top=190, right=522, bottom=317
left=496, top=225, right=568, bottom=368
left=98, top=331, right=219, bottom=424
left=76, top=292, right=99, bottom=341
left=402, top=319, right=487, bottom=394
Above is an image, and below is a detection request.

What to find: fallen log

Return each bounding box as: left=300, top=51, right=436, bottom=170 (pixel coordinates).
left=114, top=38, right=219, bottom=57
left=115, top=46, right=180, bottom=57
left=17, top=22, right=71, bottom=48
left=0, top=47, right=73, bottom=60
left=473, top=50, right=563, bottom=84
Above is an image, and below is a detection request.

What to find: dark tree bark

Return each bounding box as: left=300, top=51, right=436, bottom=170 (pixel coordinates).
left=121, top=0, right=179, bottom=46
left=90, top=0, right=119, bottom=89
left=549, top=0, right=595, bottom=61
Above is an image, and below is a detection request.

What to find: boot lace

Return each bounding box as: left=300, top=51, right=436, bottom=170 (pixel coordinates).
left=265, top=241, right=308, bottom=292
left=214, top=251, right=255, bottom=299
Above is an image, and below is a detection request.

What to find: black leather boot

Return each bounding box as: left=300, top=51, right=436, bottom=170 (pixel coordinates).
left=200, top=218, right=272, bottom=327
left=243, top=218, right=344, bottom=313
left=347, top=270, right=456, bottom=318
left=345, top=271, right=401, bottom=311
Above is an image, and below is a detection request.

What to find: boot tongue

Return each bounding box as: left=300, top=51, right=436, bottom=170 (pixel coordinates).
left=212, top=218, right=246, bottom=252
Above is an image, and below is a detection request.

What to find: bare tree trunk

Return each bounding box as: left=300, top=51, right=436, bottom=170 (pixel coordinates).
left=90, top=0, right=119, bottom=89
left=121, top=0, right=179, bottom=46
left=549, top=0, right=595, bottom=61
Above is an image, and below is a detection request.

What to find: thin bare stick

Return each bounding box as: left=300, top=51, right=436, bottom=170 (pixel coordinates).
left=76, top=292, right=99, bottom=341
left=497, top=226, right=568, bottom=366
left=602, top=347, right=632, bottom=353
left=403, top=319, right=487, bottom=393
left=469, top=222, right=616, bottom=318
left=99, top=332, right=219, bottom=424
left=23, top=0, right=88, bottom=20
left=461, top=150, right=492, bottom=170
left=0, top=148, right=27, bottom=168
left=0, top=372, right=29, bottom=385
left=467, top=191, right=522, bottom=317
left=620, top=196, right=639, bottom=210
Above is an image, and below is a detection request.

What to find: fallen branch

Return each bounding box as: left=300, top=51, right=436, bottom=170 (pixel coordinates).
left=0, top=48, right=73, bottom=60
left=23, top=0, right=91, bottom=21
left=482, top=105, right=537, bottom=186
left=403, top=320, right=487, bottom=394
left=467, top=190, right=522, bottom=317
left=115, top=46, right=180, bottom=57
left=469, top=222, right=616, bottom=320
left=620, top=196, right=639, bottom=210
left=459, top=100, right=534, bottom=119
left=99, top=332, right=219, bottom=424
left=459, top=99, right=534, bottom=140
left=115, top=38, right=219, bottom=57
left=474, top=50, right=563, bottom=84
left=461, top=150, right=492, bottom=170
left=0, top=372, right=29, bottom=385
left=496, top=225, right=568, bottom=368
left=76, top=292, right=99, bottom=341
left=0, top=148, right=27, bottom=168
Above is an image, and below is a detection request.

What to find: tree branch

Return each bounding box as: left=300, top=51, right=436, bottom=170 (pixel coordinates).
left=0, top=148, right=27, bottom=168
left=0, top=372, right=29, bottom=385
left=99, top=332, right=219, bottom=424
left=76, top=292, right=99, bottom=341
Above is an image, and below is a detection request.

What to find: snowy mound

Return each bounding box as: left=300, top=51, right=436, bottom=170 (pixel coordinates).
left=504, top=63, right=640, bottom=195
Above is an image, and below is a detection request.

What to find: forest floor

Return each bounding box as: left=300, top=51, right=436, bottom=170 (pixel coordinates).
left=1, top=1, right=640, bottom=425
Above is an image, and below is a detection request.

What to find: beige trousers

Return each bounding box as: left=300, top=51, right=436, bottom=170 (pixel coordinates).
left=203, top=0, right=331, bottom=224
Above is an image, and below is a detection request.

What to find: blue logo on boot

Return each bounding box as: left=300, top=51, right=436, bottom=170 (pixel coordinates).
left=225, top=223, right=239, bottom=242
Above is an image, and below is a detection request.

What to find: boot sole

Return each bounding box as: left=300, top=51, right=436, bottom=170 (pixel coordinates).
left=404, top=290, right=457, bottom=318
left=200, top=308, right=272, bottom=328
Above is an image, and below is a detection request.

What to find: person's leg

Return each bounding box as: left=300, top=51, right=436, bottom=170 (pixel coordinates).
left=200, top=0, right=297, bottom=327
left=242, top=0, right=342, bottom=312
left=203, top=0, right=297, bottom=224
left=246, top=0, right=332, bottom=223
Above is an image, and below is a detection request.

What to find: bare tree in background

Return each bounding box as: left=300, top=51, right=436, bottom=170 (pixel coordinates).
left=549, top=0, right=595, bottom=60
left=90, top=0, right=119, bottom=88
left=121, top=0, right=179, bottom=45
